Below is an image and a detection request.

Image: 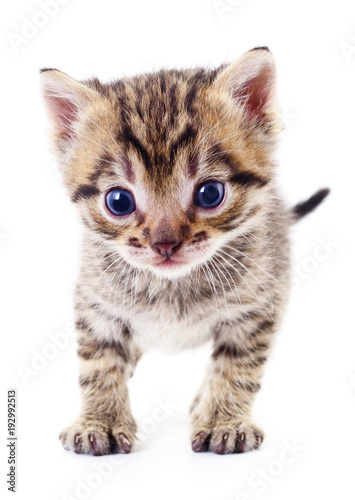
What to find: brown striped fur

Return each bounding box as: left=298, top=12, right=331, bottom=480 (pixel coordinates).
left=41, top=48, right=328, bottom=455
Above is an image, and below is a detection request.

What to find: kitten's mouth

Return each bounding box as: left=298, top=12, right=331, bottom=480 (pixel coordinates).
left=155, top=257, right=187, bottom=268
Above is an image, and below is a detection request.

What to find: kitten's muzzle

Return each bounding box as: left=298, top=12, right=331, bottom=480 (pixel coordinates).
left=151, top=240, right=182, bottom=259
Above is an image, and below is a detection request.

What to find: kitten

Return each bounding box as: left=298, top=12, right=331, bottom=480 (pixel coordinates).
left=41, top=47, right=329, bottom=455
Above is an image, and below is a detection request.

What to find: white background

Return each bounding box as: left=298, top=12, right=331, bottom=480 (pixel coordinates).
left=1, top=0, right=355, bottom=499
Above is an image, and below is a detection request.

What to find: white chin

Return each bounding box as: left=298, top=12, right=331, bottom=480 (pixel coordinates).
left=147, top=261, right=196, bottom=279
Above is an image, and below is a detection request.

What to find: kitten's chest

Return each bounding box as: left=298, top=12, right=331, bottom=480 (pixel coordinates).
left=122, top=285, right=222, bottom=352
left=93, top=267, right=243, bottom=352
left=130, top=312, right=214, bottom=352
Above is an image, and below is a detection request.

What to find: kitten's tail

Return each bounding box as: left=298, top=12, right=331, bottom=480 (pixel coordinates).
left=291, top=188, right=330, bottom=223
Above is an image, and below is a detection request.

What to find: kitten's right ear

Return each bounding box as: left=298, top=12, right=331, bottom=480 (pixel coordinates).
left=215, top=48, right=279, bottom=132
left=40, top=68, right=97, bottom=142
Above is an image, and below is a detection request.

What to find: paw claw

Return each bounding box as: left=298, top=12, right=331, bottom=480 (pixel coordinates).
left=117, top=433, right=131, bottom=454
left=256, top=433, right=263, bottom=447
left=89, top=434, right=105, bottom=456
left=215, top=433, right=229, bottom=454
left=192, top=432, right=209, bottom=452
left=73, top=433, right=82, bottom=454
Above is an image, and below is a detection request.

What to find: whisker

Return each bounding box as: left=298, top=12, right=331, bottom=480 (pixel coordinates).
left=219, top=247, right=273, bottom=308
left=224, top=244, right=286, bottom=292
left=213, top=253, right=249, bottom=319
left=77, top=244, right=117, bottom=284
left=200, top=263, right=219, bottom=308
left=217, top=249, right=273, bottom=318
left=208, top=257, right=230, bottom=317
left=240, top=231, right=269, bottom=246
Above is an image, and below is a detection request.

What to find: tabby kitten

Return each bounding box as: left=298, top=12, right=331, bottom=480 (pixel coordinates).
left=41, top=47, right=329, bottom=455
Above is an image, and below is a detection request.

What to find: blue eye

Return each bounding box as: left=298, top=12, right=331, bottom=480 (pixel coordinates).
left=194, top=181, right=224, bottom=209
left=105, top=188, right=136, bottom=216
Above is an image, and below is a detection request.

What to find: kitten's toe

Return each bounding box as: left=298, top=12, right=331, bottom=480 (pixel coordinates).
left=234, top=425, right=264, bottom=453
left=110, top=428, right=135, bottom=454
left=210, top=429, right=238, bottom=454
left=191, top=431, right=210, bottom=452
left=87, top=431, right=111, bottom=456
left=59, top=422, right=111, bottom=455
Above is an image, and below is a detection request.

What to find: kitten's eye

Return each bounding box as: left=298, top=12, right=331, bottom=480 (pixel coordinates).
left=105, top=188, right=136, bottom=216
left=194, top=181, right=224, bottom=209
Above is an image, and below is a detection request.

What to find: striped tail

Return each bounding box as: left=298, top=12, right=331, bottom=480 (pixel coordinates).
left=292, top=188, right=330, bottom=223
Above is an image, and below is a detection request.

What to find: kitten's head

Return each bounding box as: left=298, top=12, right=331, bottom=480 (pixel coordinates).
left=41, top=48, right=280, bottom=278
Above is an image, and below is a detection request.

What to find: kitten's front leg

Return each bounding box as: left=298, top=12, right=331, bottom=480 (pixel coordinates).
left=60, top=318, right=141, bottom=456
left=190, top=317, right=275, bottom=454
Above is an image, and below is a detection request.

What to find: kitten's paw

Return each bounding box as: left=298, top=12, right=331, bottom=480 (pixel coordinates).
left=191, top=421, right=263, bottom=455
left=59, top=421, right=111, bottom=455
left=59, top=421, right=135, bottom=456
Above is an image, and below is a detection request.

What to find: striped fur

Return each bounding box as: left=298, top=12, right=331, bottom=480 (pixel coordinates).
left=41, top=48, right=328, bottom=456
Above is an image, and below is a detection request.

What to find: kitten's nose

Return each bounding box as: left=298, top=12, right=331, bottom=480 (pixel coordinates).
left=152, top=241, right=182, bottom=258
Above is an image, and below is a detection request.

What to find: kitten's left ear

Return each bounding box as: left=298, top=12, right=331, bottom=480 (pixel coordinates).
left=215, top=47, right=279, bottom=131
left=40, top=68, right=98, bottom=143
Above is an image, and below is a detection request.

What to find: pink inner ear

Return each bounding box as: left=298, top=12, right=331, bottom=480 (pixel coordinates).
left=44, top=93, right=79, bottom=137
left=234, top=67, right=272, bottom=123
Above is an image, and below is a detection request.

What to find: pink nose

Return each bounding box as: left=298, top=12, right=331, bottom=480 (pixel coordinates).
left=152, top=241, right=182, bottom=258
